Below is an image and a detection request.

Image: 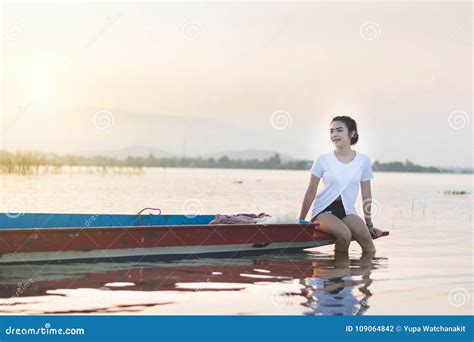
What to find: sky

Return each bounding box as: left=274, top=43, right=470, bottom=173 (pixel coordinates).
left=1, top=1, right=472, bottom=167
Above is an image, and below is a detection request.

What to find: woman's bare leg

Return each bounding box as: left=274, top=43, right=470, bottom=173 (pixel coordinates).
left=342, top=214, right=376, bottom=253
left=315, top=212, right=352, bottom=252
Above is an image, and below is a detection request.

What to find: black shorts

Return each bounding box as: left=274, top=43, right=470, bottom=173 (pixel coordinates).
left=311, top=199, right=347, bottom=221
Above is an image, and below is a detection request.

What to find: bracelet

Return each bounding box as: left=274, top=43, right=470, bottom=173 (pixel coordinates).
left=366, top=222, right=374, bottom=229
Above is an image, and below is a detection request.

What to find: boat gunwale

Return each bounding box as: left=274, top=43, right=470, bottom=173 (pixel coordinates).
left=0, top=222, right=321, bottom=235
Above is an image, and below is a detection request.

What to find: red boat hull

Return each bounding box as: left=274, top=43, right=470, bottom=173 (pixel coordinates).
left=0, top=223, right=334, bottom=264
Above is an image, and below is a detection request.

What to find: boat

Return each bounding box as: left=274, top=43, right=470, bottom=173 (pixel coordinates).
left=0, top=212, right=388, bottom=265
left=0, top=212, right=333, bottom=264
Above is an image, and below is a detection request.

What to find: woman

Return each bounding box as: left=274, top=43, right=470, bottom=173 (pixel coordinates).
left=299, top=116, right=383, bottom=253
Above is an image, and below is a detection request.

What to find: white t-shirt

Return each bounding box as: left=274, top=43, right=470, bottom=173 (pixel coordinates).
left=310, top=150, right=373, bottom=219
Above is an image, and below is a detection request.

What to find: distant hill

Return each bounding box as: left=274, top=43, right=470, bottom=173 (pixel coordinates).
left=10, top=105, right=289, bottom=159
left=198, top=149, right=294, bottom=161
left=79, top=146, right=175, bottom=160
left=78, top=146, right=294, bottom=162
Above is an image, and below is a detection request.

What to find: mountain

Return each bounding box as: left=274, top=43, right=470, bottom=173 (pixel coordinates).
left=198, top=149, right=294, bottom=161
left=3, top=105, right=293, bottom=159
left=78, top=146, right=296, bottom=161
left=79, top=146, right=175, bottom=159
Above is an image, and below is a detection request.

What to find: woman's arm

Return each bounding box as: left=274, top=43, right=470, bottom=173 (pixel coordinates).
left=361, top=180, right=383, bottom=237
left=299, top=175, right=320, bottom=220
left=360, top=180, right=372, bottom=225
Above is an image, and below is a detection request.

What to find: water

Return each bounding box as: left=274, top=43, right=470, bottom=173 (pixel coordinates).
left=0, top=167, right=472, bottom=315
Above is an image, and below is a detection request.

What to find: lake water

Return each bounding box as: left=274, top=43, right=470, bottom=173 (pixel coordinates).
left=0, top=167, right=472, bottom=315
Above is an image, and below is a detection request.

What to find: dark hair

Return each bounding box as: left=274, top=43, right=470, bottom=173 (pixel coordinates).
left=331, top=116, right=359, bottom=145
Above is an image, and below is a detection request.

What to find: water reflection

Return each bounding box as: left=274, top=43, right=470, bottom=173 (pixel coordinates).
left=303, top=251, right=382, bottom=315
left=0, top=251, right=386, bottom=315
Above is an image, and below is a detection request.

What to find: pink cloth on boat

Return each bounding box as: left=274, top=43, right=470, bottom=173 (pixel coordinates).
left=209, top=213, right=271, bottom=224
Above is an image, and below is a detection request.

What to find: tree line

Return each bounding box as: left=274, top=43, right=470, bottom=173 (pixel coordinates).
left=0, top=150, right=471, bottom=174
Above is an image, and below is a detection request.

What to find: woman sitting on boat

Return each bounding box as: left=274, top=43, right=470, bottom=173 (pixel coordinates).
left=299, top=116, right=384, bottom=253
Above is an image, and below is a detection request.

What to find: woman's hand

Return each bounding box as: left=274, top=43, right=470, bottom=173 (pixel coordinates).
left=368, top=226, right=384, bottom=239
